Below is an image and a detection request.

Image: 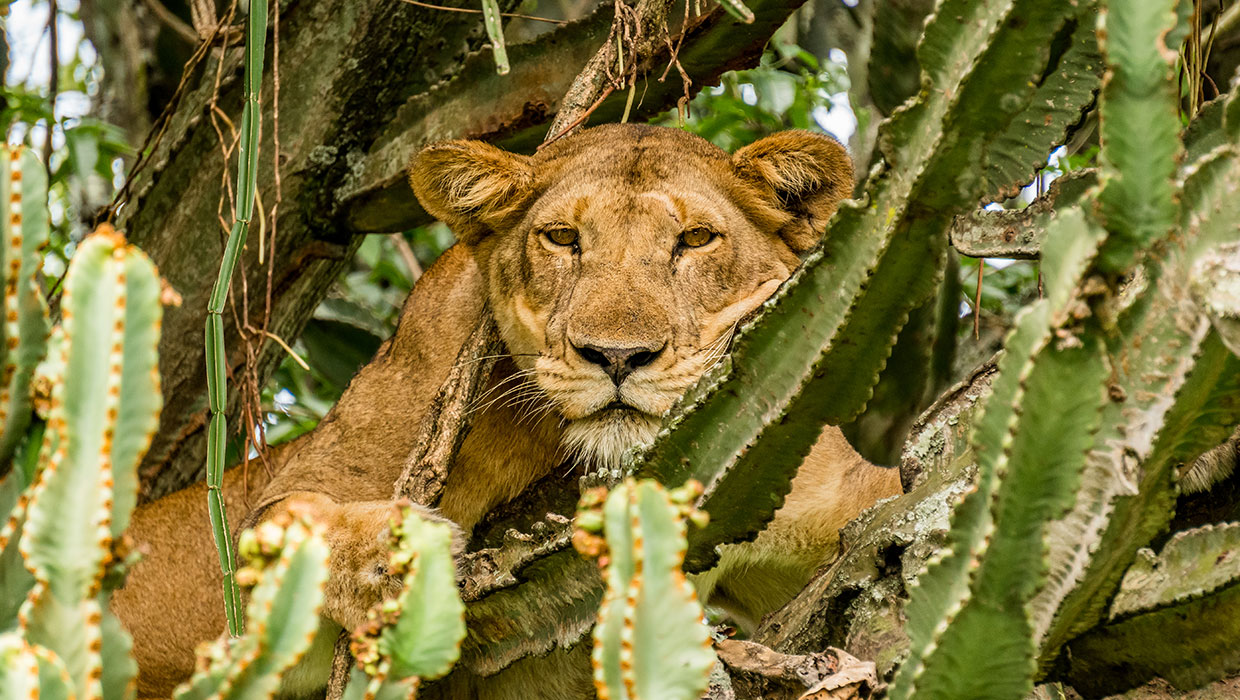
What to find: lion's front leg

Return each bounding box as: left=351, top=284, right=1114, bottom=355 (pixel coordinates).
left=262, top=492, right=463, bottom=631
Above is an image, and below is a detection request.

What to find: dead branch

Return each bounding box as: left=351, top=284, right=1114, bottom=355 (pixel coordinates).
left=543, top=0, right=679, bottom=142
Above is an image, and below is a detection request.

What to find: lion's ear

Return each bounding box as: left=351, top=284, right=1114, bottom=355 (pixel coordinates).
left=732, top=131, right=853, bottom=253
left=408, top=140, right=534, bottom=245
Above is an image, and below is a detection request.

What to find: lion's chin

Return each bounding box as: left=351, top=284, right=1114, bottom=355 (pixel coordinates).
left=561, top=408, right=663, bottom=473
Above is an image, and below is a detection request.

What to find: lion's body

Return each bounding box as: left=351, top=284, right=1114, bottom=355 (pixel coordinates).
left=114, top=125, right=902, bottom=698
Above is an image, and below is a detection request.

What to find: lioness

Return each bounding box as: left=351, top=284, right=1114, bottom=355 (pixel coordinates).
left=114, top=124, right=902, bottom=698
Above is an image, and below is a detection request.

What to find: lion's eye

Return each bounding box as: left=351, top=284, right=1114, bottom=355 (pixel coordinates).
left=679, top=228, right=716, bottom=249
left=543, top=227, right=579, bottom=247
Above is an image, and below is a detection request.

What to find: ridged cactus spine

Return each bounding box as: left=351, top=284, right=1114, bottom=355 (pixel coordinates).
left=342, top=505, right=465, bottom=700
left=574, top=479, right=715, bottom=700
left=13, top=226, right=163, bottom=699
left=0, top=145, right=51, bottom=464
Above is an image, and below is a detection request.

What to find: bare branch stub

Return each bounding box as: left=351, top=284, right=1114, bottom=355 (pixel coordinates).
left=543, top=0, right=681, bottom=143
left=393, top=313, right=504, bottom=506
left=715, top=640, right=880, bottom=700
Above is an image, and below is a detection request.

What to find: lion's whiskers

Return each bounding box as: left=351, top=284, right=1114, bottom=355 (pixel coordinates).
left=447, top=351, right=540, bottom=372
left=466, top=368, right=540, bottom=417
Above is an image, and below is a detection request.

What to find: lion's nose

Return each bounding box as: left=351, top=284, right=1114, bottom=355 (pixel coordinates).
left=572, top=341, right=665, bottom=386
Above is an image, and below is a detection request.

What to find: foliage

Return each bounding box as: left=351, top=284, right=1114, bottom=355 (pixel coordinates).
left=654, top=42, right=852, bottom=151
left=2, top=2, right=131, bottom=275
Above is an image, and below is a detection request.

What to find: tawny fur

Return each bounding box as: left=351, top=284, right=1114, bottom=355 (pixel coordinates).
left=113, top=124, right=901, bottom=699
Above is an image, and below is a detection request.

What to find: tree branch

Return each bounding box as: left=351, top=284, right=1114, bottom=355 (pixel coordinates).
left=948, top=169, right=1096, bottom=259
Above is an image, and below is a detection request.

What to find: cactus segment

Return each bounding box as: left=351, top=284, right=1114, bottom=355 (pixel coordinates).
left=1191, top=242, right=1240, bottom=358
left=0, top=633, right=74, bottom=700
left=19, top=591, right=105, bottom=699
left=891, top=210, right=1109, bottom=700
left=1225, top=85, right=1240, bottom=143
left=906, top=336, right=1109, bottom=700
left=590, top=484, right=635, bottom=700
left=583, top=480, right=715, bottom=700
left=108, top=243, right=163, bottom=538
left=0, top=146, right=51, bottom=465
left=373, top=511, right=465, bottom=681
left=1111, top=523, right=1240, bottom=618
left=1063, top=522, right=1240, bottom=694
left=7, top=228, right=163, bottom=700
left=1034, top=137, right=1240, bottom=666
left=1094, top=0, right=1188, bottom=274
left=174, top=515, right=330, bottom=700
left=341, top=507, right=465, bottom=700
left=99, top=605, right=137, bottom=700
left=0, top=473, right=33, bottom=631
left=21, top=229, right=162, bottom=603
left=982, top=7, right=1101, bottom=199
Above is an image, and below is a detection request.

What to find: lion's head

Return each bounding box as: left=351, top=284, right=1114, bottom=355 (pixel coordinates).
left=410, top=124, right=851, bottom=469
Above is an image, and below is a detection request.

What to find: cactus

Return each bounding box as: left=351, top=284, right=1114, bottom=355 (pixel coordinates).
left=0, top=144, right=50, bottom=634
left=0, top=213, right=165, bottom=700
left=888, top=210, right=1111, bottom=700
left=0, top=146, right=51, bottom=464
left=873, top=0, right=1240, bottom=696
left=341, top=504, right=465, bottom=700
left=16, top=227, right=164, bottom=699
left=635, top=0, right=1099, bottom=572
left=0, top=633, right=74, bottom=700
left=1063, top=522, right=1240, bottom=694
left=173, top=513, right=331, bottom=700
left=573, top=480, right=716, bottom=700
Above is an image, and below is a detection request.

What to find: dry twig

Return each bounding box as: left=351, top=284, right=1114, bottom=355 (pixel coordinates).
left=398, top=0, right=568, bottom=25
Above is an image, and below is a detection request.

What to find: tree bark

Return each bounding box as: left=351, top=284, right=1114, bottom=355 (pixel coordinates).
left=126, top=0, right=528, bottom=498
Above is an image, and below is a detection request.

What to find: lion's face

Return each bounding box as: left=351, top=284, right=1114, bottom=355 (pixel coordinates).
left=411, top=125, right=851, bottom=468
